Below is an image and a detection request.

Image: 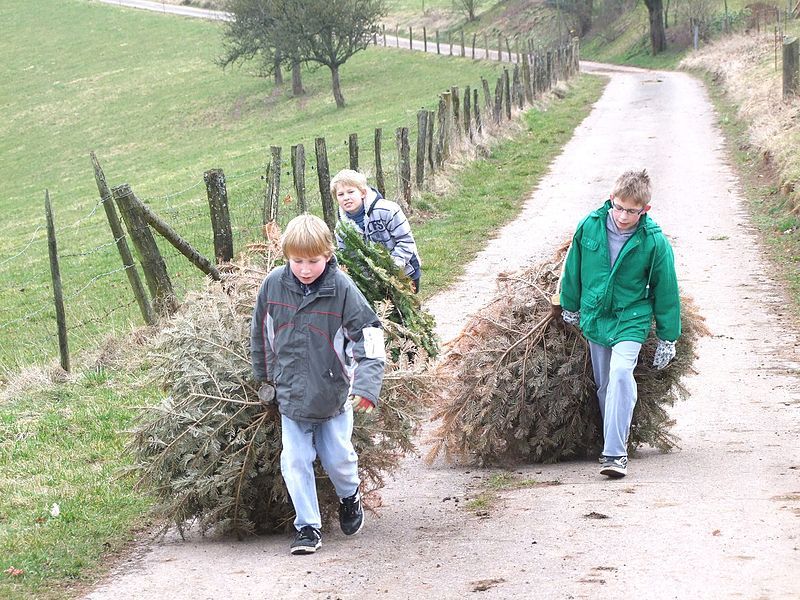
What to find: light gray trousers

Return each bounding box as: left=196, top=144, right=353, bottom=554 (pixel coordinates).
left=281, top=408, right=360, bottom=531
left=588, top=340, right=642, bottom=458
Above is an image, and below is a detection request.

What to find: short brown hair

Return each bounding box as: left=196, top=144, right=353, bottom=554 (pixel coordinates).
left=612, top=169, right=651, bottom=206
left=281, top=214, right=335, bottom=258
left=330, top=169, right=368, bottom=195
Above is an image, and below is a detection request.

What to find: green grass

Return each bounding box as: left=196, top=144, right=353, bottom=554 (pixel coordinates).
left=699, top=71, right=800, bottom=309
left=0, top=370, right=159, bottom=600
left=0, top=69, right=606, bottom=599
left=415, top=73, right=607, bottom=295
left=0, top=0, right=507, bottom=369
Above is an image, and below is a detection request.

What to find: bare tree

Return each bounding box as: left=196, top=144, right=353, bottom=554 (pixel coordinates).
left=643, top=0, right=667, bottom=54
left=454, top=0, right=481, bottom=21
left=273, top=0, right=386, bottom=108
left=219, top=0, right=304, bottom=94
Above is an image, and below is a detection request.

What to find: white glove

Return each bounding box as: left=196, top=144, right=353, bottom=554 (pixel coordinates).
left=562, top=309, right=580, bottom=326
left=652, top=339, right=676, bottom=370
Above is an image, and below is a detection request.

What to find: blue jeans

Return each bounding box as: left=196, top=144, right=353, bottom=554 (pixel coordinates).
left=588, top=340, right=642, bottom=458
left=280, top=408, right=360, bottom=530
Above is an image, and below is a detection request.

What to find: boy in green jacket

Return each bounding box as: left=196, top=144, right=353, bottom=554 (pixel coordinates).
left=560, top=169, right=680, bottom=478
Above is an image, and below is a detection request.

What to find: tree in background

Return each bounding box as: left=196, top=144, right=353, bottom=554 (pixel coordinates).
left=220, top=0, right=385, bottom=108
left=644, top=0, right=667, bottom=54
left=454, top=0, right=481, bottom=21
left=219, top=0, right=305, bottom=96
left=273, top=0, right=386, bottom=108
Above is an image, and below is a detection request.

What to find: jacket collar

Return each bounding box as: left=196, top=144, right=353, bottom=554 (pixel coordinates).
left=594, top=199, right=660, bottom=236
left=281, top=254, right=339, bottom=298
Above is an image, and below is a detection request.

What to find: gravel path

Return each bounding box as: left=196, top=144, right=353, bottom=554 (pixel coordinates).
left=82, top=54, right=800, bottom=600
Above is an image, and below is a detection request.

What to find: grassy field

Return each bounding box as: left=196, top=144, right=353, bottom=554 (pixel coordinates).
left=0, top=72, right=607, bottom=600
left=0, top=0, right=508, bottom=370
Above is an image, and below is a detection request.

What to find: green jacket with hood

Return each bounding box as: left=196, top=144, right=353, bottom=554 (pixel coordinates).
left=560, top=200, right=681, bottom=346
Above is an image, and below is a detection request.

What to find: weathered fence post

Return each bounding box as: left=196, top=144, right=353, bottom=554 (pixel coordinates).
left=423, top=27, right=428, bottom=52
left=513, top=65, right=523, bottom=109
left=463, top=85, right=472, bottom=139
left=484, top=33, right=489, bottom=60
left=494, top=77, right=503, bottom=124
left=436, top=95, right=447, bottom=167
left=451, top=86, right=461, bottom=139
left=416, top=110, right=428, bottom=189
left=291, top=144, right=307, bottom=213
left=473, top=88, right=482, bottom=135
left=472, top=33, right=477, bottom=59
left=265, top=146, right=281, bottom=224
left=90, top=151, right=154, bottom=326
left=481, top=77, right=492, bottom=112
left=503, top=68, right=512, bottom=119
left=522, top=51, right=533, bottom=104
left=442, top=91, right=453, bottom=158
left=426, top=109, right=436, bottom=173
left=348, top=133, right=359, bottom=170
left=315, top=138, right=337, bottom=235
left=409, top=27, right=413, bottom=49
left=395, top=127, right=412, bottom=213
left=460, top=30, right=465, bottom=57
left=382, top=24, right=386, bottom=46
left=436, top=30, right=441, bottom=54
left=203, top=168, right=234, bottom=263
left=374, top=128, right=386, bottom=197
left=113, top=183, right=177, bottom=316
left=44, top=190, right=70, bottom=372
left=783, top=36, right=799, bottom=98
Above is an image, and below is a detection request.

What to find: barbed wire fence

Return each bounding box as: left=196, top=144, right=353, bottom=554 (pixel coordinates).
left=0, top=38, right=580, bottom=379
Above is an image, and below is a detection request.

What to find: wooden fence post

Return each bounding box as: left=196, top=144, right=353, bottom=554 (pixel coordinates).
left=374, top=128, right=386, bottom=197
left=44, top=189, right=70, bottom=372
left=435, top=95, right=446, bottom=167
left=426, top=109, right=436, bottom=173
left=481, top=77, right=492, bottom=112
left=383, top=24, right=386, bottom=46
left=423, top=27, right=428, bottom=52
left=463, top=85, right=472, bottom=139
left=113, top=183, right=177, bottom=316
left=484, top=33, right=488, bottom=59
left=265, top=146, right=281, bottom=224
left=473, top=87, right=482, bottom=135
left=450, top=86, right=461, bottom=139
left=460, top=30, right=465, bottom=57
left=203, top=168, right=234, bottom=263
left=90, top=151, right=154, bottom=326
left=522, top=51, right=533, bottom=104
left=442, top=91, right=453, bottom=159
left=472, top=33, right=477, bottom=59
left=436, top=30, right=440, bottom=54
left=503, top=68, right=512, bottom=119
left=416, top=110, right=428, bottom=189
left=494, top=77, right=503, bottom=123
left=409, top=26, right=413, bottom=49
left=291, top=144, right=307, bottom=213
left=348, top=133, right=359, bottom=170
left=315, top=137, right=337, bottom=235
left=513, top=65, right=523, bottom=109
left=395, top=127, right=412, bottom=213
left=505, top=37, right=513, bottom=62
left=783, top=36, right=799, bottom=98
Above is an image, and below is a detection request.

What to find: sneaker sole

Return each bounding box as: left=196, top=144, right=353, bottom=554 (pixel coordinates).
left=290, top=541, right=321, bottom=555
left=599, top=466, right=626, bottom=478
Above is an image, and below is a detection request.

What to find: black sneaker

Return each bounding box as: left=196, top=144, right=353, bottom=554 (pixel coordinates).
left=290, top=526, right=322, bottom=555
left=339, top=490, right=364, bottom=535
left=599, top=456, right=628, bottom=478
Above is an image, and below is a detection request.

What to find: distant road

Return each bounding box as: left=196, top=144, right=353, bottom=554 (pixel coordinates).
left=94, top=0, right=513, bottom=61
left=96, top=0, right=231, bottom=21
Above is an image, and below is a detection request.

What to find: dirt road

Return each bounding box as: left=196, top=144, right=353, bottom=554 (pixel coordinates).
left=84, top=63, right=800, bottom=599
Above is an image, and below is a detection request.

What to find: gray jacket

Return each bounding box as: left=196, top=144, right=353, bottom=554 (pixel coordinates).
left=250, top=256, right=385, bottom=422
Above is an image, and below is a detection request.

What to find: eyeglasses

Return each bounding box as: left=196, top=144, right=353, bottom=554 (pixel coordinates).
left=610, top=201, right=645, bottom=216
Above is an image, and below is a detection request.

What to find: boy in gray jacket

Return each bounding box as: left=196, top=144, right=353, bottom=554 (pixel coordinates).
left=250, top=214, right=385, bottom=555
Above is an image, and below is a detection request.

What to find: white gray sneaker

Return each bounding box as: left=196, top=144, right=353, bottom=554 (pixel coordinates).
left=599, top=456, right=628, bottom=478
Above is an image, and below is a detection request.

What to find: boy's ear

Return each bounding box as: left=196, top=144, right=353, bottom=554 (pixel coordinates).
left=642, top=204, right=651, bottom=213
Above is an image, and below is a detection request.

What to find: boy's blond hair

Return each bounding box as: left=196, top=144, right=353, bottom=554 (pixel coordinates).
left=281, top=214, right=335, bottom=258
left=612, top=169, right=651, bottom=206
left=330, top=169, right=368, bottom=195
